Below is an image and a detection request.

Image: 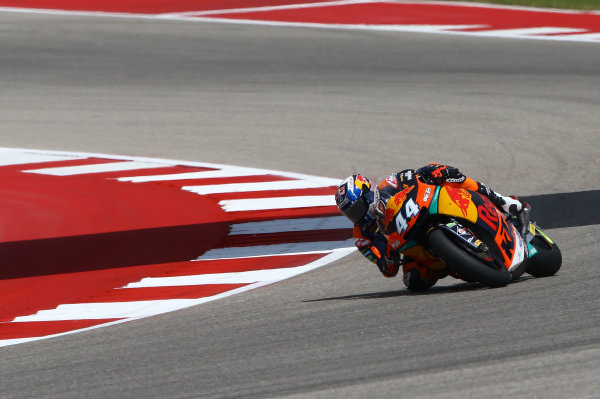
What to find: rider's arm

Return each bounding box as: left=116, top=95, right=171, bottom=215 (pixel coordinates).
left=353, top=225, right=399, bottom=278
left=416, top=163, right=524, bottom=215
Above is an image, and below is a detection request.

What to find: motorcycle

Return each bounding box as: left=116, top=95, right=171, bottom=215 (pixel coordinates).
left=374, top=171, right=562, bottom=287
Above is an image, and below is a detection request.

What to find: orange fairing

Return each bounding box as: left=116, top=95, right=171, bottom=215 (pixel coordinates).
left=437, top=187, right=518, bottom=269
left=381, top=181, right=436, bottom=251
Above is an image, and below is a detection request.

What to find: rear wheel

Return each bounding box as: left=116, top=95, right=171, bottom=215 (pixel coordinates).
left=427, top=228, right=511, bottom=287
left=526, top=235, right=562, bottom=277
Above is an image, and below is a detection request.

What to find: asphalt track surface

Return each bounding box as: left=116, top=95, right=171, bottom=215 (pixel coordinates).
left=1, top=11, right=599, bottom=399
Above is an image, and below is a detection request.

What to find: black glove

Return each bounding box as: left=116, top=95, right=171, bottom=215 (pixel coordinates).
left=376, top=251, right=401, bottom=277
left=403, top=269, right=436, bottom=292
left=416, top=163, right=465, bottom=185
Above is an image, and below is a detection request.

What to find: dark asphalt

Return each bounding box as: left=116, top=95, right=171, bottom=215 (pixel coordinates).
left=0, top=12, right=599, bottom=399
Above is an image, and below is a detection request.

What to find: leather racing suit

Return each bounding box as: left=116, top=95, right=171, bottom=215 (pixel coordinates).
left=353, top=163, right=524, bottom=292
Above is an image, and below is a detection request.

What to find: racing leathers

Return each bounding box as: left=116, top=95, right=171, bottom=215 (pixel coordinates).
left=352, top=163, right=526, bottom=292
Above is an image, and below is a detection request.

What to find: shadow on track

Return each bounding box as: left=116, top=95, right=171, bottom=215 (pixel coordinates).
left=522, top=190, right=600, bottom=229
left=303, top=276, right=539, bottom=302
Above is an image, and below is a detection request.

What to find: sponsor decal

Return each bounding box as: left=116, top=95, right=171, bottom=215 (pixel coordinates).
left=446, top=176, right=466, bottom=183
left=335, top=184, right=348, bottom=207
left=354, top=237, right=371, bottom=247
left=385, top=175, right=398, bottom=189
left=355, top=175, right=369, bottom=190
left=423, top=187, right=432, bottom=202
left=398, top=170, right=413, bottom=182
left=393, top=184, right=415, bottom=207
left=391, top=240, right=402, bottom=250
left=445, top=187, right=472, bottom=218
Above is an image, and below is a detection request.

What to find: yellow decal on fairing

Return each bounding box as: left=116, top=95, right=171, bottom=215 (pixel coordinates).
left=437, top=187, right=478, bottom=223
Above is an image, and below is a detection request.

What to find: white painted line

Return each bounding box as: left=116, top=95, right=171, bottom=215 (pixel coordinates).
left=0, top=150, right=82, bottom=166
left=416, top=0, right=600, bottom=15
left=229, top=215, right=349, bottom=235
left=23, top=161, right=169, bottom=176
left=117, top=167, right=271, bottom=183
left=475, top=27, right=588, bottom=37
left=197, top=239, right=354, bottom=260
left=182, top=179, right=334, bottom=195
left=550, top=32, right=600, bottom=41
left=12, top=300, right=202, bottom=321
left=220, top=195, right=335, bottom=212
left=125, top=263, right=333, bottom=288
left=160, top=0, right=376, bottom=17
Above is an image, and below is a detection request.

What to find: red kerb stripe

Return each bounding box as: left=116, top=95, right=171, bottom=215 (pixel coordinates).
left=227, top=206, right=341, bottom=223
left=0, top=157, right=118, bottom=172
left=88, top=165, right=217, bottom=179
left=89, top=284, right=249, bottom=302
left=218, top=228, right=352, bottom=248
left=0, top=319, right=121, bottom=340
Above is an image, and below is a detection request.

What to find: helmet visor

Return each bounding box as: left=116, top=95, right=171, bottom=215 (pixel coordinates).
left=343, top=198, right=368, bottom=225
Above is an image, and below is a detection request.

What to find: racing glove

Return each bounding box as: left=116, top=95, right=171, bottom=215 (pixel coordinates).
left=416, top=163, right=466, bottom=185
left=377, top=250, right=401, bottom=278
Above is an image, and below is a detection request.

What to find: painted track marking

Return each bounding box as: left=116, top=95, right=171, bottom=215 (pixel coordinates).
left=0, top=148, right=353, bottom=347
left=0, top=1, right=599, bottom=43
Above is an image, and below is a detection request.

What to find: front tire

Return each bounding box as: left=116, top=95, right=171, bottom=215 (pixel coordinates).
left=427, top=229, right=511, bottom=287
left=526, top=235, right=562, bottom=277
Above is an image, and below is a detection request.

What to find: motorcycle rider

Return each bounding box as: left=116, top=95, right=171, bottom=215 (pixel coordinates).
left=334, top=163, right=531, bottom=291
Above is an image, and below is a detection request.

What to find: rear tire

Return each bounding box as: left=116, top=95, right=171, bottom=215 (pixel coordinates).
left=427, top=229, right=511, bottom=287
left=526, top=235, right=562, bottom=277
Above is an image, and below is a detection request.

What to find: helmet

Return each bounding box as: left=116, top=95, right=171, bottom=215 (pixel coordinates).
left=335, top=174, right=375, bottom=225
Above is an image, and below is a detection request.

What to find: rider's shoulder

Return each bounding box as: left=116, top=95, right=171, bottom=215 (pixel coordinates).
left=397, top=169, right=416, bottom=183
left=376, top=169, right=417, bottom=192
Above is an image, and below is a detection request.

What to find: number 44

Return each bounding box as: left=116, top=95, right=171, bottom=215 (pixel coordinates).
left=395, top=198, right=420, bottom=233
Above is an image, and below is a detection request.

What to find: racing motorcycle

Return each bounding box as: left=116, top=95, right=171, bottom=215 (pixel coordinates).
left=374, top=171, right=562, bottom=287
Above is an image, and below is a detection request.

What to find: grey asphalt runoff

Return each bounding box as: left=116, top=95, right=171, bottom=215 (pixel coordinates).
left=1, top=12, right=599, bottom=399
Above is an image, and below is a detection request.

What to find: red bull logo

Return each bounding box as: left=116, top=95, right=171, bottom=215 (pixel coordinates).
left=445, top=187, right=472, bottom=218
left=393, top=184, right=415, bottom=207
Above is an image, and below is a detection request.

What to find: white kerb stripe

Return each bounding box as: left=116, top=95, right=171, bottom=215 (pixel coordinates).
left=229, top=216, right=349, bottom=235
left=12, top=300, right=202, bottom=321
left=125, top=264, right=328, bottom=288
left=197, top=239, right=354, bottom=260
left=476, top=27, right=587, bottom=37
left=182, top=179, right=334, bottom=195
left=0, top=150, right=82, bottom=166
left=220, top=195, right=335, bottom=212
left=117, top=167, right=271, bottom=183
left=23, top=161, right=169, bottom=176
left=550, top=32, right=600, bottom=41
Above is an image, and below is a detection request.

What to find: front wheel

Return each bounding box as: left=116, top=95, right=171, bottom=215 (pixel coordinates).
left=526, top=235, right=562, bottom=277
left=427, top=229, right=511, bottom=287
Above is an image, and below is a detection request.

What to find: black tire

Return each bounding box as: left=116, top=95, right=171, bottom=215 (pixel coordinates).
left=526, top=235, right=562, bottom=277
left=427, top=229, right=511, bottom=287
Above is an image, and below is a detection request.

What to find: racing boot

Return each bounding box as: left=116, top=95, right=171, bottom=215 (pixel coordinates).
left=514, top=199, right=532, bottom=239
left=476, top=183, right=530, bottom=238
